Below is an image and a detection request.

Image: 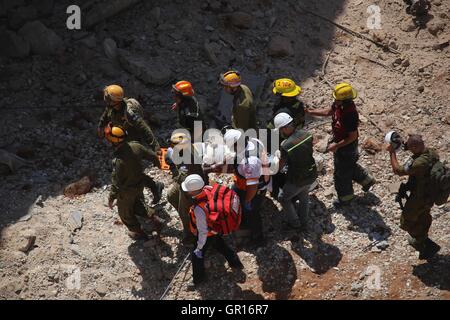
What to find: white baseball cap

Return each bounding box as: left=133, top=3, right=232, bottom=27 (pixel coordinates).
left=181, top=174, right=205, bottom=192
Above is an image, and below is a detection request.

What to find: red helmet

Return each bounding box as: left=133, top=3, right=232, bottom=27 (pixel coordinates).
left=172, top=80, right=195, bottom=97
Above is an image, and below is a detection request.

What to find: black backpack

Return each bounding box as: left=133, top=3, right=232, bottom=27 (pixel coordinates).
left=429, top=160, right=450, bottom=205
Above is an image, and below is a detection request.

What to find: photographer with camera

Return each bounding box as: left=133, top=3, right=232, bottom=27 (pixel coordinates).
left=386, top=133, right=441, bottom=260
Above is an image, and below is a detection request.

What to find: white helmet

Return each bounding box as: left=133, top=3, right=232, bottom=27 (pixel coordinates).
left=274, top=112, right=293, bottom=129
left=223, top=129, right=243, bottom=145
left=181, top=174, right=205, bottom=192
left=384, top=130, right=403, bottom=151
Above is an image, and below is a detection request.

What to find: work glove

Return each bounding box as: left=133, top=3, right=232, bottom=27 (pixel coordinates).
left=193, top=248, right=203, bottom=259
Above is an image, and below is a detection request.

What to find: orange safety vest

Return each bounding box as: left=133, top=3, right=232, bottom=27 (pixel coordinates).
left=188, top=187, right=217, bottom=237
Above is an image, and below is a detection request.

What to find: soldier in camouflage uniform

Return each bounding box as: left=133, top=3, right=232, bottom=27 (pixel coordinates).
left=219, top=70, right=257, bottom=131
left=165, top=133, right=208, bottom=243
left=98, top=85, right=164, bottom=204
left=388, top=134, right=441, bottom=260
left=106, top=126, right=163, bottom=241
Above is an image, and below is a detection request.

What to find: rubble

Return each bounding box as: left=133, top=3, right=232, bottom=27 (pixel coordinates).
left=18, top=20, right=63, bottom=55
left=118, top=50, right=173, bottom=86
left=268, top=35, right=294, bottom=57
left=0, top=0, right=449, bottom=301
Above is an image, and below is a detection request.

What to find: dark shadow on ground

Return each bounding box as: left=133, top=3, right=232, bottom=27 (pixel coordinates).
left=336, top=193, right=392, bottom=242
left=289, top=195, right=342, bottom=275
left=412, top=254, right=450, bottom=291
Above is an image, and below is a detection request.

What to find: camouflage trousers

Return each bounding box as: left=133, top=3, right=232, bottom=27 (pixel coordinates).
left=401, top=198, right=433, bottom=243
left=167, top=182, right=194, bottom=238
left=117, top=186, right=155, bottom=233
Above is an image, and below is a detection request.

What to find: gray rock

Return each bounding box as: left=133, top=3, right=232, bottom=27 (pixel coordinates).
left=268, top=35, right=294, bottom=57
left=0, top=29, right=30, bottom=57
left=428, top=20, right=446, bottom=36
left=18, top=230, right=36, bottom=253
left=95, top=284, right=108, bottom=297
left=203, top=40, right=219, bottom=65
left=118, top=49, right=173, bottom=85
left=229, top=12, right=253, bottom=29
left=18, top=20, right=64, bottom=55
left=68, top=211, right=83, bottom=231
left=103, top=38, right=118, bottom=59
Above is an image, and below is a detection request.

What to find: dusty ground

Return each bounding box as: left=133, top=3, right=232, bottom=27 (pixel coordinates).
left=0, top=0, right=449, bottom=300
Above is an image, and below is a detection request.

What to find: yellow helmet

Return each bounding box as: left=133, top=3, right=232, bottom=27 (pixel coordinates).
left=333, top=82, right=357, bottom=101
left=219, top=70, right=241, bottom=87
left=170, top=132, right=190, bottom=145
left=272, top=78, right=302, bottom=97
left=106, top=126, right=127, bottom=143
left=104, top=84, right=124, bottom=103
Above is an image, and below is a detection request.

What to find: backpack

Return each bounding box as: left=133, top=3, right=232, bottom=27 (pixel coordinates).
left=429, top=160, right=450, bottom=205
left=196, top=184, right=242, bottom=235
left=124, top=98, right=145, bottom=124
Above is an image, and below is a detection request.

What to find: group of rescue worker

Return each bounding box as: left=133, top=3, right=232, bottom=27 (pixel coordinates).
left=97, top=70, right=443, bottom=289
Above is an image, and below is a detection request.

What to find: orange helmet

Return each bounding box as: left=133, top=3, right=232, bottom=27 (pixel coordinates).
left=219, top=70, right=241, bottom=87
left=104, top=84, right=124, bottom=103
left=106, top=125, right=127, bottom=144
left=172, top=80, right=195, bottom=97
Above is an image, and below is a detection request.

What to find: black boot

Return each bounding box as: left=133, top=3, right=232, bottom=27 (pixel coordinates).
left=152, top=182, right=164, bottom=204
left=419, top=238, right=441, bottom=260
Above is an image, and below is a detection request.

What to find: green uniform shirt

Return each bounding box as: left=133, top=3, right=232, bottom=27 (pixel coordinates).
left=177, top=96, right=204, bottom=134
left=398, top=148, right=439, bottom=203
left=98, top=98, right=160, bottom=151
left=232, top=85, right=257, bottom=131
left=268, top=97, right=305, bottom=129
left=281, top=129, right=317, bottom=187
left=109, top=141, right=159, bottom=201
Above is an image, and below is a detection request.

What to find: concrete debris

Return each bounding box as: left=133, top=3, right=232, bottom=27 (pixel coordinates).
left=67, top=211, right=83, bottom=232
left=118, top=50, right=173, bottom=86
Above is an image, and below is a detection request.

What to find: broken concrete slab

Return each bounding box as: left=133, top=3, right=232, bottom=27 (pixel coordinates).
left=67, top=211, right=83, bottom=232
left=215, top=70, right=267, bottom=128
left=118, top=49, right=173, bottom=86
